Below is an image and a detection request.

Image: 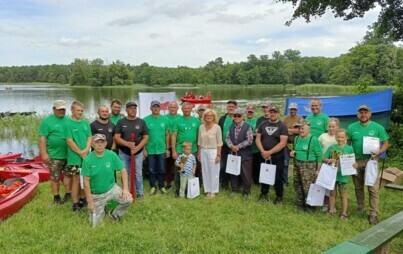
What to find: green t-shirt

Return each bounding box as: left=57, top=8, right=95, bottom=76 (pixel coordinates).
left=222, top=115, right=234, bottom=145
left=347, top=121, right=389, bottom=160
left=81, top=150, right=124, bottom=194
left=244, top=117, right=259, bottom=153
left=306, top=113, right=329, bottom=138
left=294, top=134, right=323, bottom=163
left=110, top=114, right=123, bottom=125
left=66, top=117, right=92, bottom=166
left=165, top=114, right=180, bottom=135
left=38, top=114, right=68, bottom=159
left=324, top=144, right=355, bottom=183
left=144, top=114, right=169, bottom=155
left=172, top=116, right=200, bottom=153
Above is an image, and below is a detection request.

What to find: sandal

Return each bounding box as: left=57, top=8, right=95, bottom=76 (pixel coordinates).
left=340, top=214, right=348, bottom=220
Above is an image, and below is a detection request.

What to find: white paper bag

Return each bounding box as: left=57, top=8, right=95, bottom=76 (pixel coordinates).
left=259, top=161, right=276, bottom=185
left=364, top=159, right=378, bottom=186
left=187, top=177, right=200, bottom=199
left=306, top=183, right=326, bottom=206
left=226, top=154, right=241, bottom=176
left=315, top=163, right=337, bottom=190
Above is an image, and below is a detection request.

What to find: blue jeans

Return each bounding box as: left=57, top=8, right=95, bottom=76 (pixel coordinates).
left=147, top=154, right=166, bottom=188
left=283, top=146, right=290, bottom=184
left=119, top=150, right=144, bottom=196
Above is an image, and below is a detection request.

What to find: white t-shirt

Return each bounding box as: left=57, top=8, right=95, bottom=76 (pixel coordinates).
left=318, top=133, right=336, bottom=154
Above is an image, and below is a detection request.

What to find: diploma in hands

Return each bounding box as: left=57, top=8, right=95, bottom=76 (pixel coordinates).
left=340, top=154, right=357, bottom=176
left=363, top=136, right=380, bottom=155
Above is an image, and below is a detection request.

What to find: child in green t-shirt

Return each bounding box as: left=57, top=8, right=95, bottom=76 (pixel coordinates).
left=323, top=129, right=358, bottom=219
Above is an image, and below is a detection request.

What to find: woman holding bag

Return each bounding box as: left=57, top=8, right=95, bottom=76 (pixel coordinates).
left=197, top=109, right=222, bottom=199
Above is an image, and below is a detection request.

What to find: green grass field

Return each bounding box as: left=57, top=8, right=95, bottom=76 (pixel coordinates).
left=1, top=173, right=402, bottom=254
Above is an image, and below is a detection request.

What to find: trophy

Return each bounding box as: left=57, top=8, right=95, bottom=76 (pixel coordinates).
left=331, top=151, right=340, bottom=167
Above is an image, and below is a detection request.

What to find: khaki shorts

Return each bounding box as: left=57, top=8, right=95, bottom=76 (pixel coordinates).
left=65, top=165, right=81, bottom=177
left=46, top=159, right=67, bottom=181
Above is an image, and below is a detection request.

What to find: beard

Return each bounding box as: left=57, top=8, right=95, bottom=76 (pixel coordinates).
left=99, top=116, right=109, bottom=121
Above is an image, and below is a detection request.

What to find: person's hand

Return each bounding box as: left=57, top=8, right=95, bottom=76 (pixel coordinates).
left=231, top=145, right=239, bottom=153
left=79, top=150, right=87, bottom=159
left=328, top=158, right=337, bottom=165
left=261, top=150, right=271, bottom=161
left=215, top=155, right=221, bottom=164
left=352, top=162, right=358, bottom=169
left=126, top=141, right=135, bottom=149
left=172, top=151, right=178, bottom=160
left=143, top=149, right=148, bottom=157
left=165, top=149, right=170, bottom=158
left=121, top=189, right=131, bottom=201
left=290, top=150, right=295, bottom=158
left=197, top=154, right=201, bottom=162
left=41, top=153, right=51, bottom=164
left=87, top=201, right=95, bottom=213
left=131, top=146, right=140, bottom=155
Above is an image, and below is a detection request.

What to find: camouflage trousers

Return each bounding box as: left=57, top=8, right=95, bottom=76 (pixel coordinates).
left=293, top=160, right=317, bottom=207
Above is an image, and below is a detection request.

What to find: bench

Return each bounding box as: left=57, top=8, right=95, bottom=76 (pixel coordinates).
left=325, top=210, right=403, bottom=254
left=384, top=184, right=403, bottom=191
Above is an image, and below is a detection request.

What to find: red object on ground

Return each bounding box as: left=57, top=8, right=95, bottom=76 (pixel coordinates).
left=0, top=172, right=39, bottom=220
left=0, top=153, right=23, bottom=166
left=130, top=133, right=136, bottom=203
left=0, top=162, right=50, bottom=182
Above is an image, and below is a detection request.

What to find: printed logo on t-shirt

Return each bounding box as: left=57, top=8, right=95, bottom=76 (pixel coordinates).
left=106, top=162, right=111, bottom=168
left=135, top=125, right=140, bottom=129
left=265, top=127, right=278, bottom=135
left=192, top=123, right=197, bottom=127
left=317, top=121, right=323, bottom=126
left=108, top=127, right=113, bottom=133
left=303, top=145, right=308, bottom=150
left=369, top=130, right=375, bottom=136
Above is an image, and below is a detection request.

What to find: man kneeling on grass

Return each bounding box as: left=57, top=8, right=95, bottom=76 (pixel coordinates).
left=82, top=134, right=132, bottom=227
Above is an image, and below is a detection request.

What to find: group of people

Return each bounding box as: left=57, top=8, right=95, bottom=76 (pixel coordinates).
left=38, top=97, right=389, bottom=226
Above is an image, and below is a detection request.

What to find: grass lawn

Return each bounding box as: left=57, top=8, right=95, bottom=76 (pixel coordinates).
left=0, top=172, right=402, bottom=254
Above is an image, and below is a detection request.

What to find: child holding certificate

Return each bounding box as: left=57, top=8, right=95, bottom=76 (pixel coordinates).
left=323, top=129, right=357, bottom=219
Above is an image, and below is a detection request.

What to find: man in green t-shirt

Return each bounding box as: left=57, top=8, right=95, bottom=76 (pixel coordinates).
left=144, top=100, right=170, bottom=195
left=66, top=101, right=93, bottom=212
left=347, top=105, right=389, bottom=225
left=38, top=100, right=70, bottom=204
left=244, top=103, right=260, bottom=184
left=164, top=101, right=180, bottom=189
left=82, top=134, right=132, bottom=227
left=110, top=99, right=124, bottom=125
left=171, top=102, right=200, bottom=197
left=306, top=99, right=329, bottom=138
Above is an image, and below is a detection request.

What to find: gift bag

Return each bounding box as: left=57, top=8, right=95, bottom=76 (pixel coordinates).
left=315, top=163, right=337, bottom=190
left=226, top=154, right=241, bottom=176
left=259, top=161, right=276, bottom=185
left=364, top=159, right=378, bottom=187
left=187, top=177, right=200, bottom=199
left=306, top=183, right=326, bottom=206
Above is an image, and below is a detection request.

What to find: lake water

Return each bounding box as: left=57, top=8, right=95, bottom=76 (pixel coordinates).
left=0, top=83, right=353, bottom=157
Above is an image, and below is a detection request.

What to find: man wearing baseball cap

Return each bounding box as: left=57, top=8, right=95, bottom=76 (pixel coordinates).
left=347, top=104, right=389, bottom=224
left=81, top=134, right=132, bottom=227
left=39, top=100, right=71, bottom=204
left=282, top=102, right=303, bottom=185
left=244, top=103, right=260, bottom=184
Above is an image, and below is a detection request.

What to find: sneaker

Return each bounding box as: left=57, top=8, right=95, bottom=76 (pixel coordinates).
left=321, top=205, right=329, bottom=212
left=150, top=187, right=157, bottom=195
left=274, top=196, right=283, bottom=205
left=136, top=194, right=144, bottom=200
left=53, top=195, right=63, bottom=205
left=165, top=184, right=172, bottom=190
left=78, top=198, right=87, bottom=208
left=356, top=207, right=366, bottom=214
left=258, top=194, right=269, bottom=202
left=107, top=209, right=120, bottom=221
left=369, top=215, right=379, bottom=225
left=160, top=187, right=167, bottom=194
left=72, top=203, right=81, bottom=212
left=63, top=193, right=71, bottom=203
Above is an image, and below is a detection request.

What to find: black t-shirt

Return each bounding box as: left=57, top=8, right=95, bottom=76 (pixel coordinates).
left=115, top=117, right=149, bottom=155
left=257, top=120, right=288, bottom=157
left=256, top=116, right=269, bottom=130
left=90, top=120, right=115, bottom=150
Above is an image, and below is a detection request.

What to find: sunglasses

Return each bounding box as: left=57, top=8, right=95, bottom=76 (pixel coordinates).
left=233, top=114, right=242, bottom=118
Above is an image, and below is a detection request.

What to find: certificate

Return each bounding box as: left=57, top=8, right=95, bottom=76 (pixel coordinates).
left=340, top=154, right=357, bottom=176
left=363, top=136, right=380, bottom=154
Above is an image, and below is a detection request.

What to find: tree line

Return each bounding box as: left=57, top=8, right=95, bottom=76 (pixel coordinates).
left=1, top=40, right=402, bottom=87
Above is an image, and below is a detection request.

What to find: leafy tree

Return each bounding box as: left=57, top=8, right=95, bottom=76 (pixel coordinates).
left=278, top=0, right=403, bottom=40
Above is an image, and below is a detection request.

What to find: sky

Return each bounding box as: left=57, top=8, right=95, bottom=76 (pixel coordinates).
left=0, top=0, right=381, bottom=67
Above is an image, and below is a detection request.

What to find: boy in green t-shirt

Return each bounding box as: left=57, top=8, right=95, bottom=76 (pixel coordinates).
left=82, top=134, right=132, bottom=227
left=323, top=129, right=358, bottom=219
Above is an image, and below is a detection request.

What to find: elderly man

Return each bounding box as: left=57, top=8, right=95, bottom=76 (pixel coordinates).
left=226, top=108, right=253, bottom=198
left=256, top=105, right=288, bottom=204
left=164, top=101, right=180, bottom=189
left=82, top=134, right=132, bottom=227
left=218, top=100, right=238, bottom=189
left=114, top=101, right=149, bottom=199
left=196, top=105, right=207, bottom=121
left=347, top=105, right=389, bottom=225
left=306, top=99, right=329, bottom=138
left=144, top=100, right=170, bottom=195
left=38, top=100, right=71, bottom=204
left=282, top=102, right=303, bottom=185
left=90, top=105, right=116, bottom=150
left=171, top=102, right=200, bottom=197
left=244, top=103, right=260, bottom=184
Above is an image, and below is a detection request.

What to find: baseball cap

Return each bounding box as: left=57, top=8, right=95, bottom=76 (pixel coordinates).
left=269, top=105, right=279, bottom=112
left=93, top=133, right=106, bottom=141
left=234, top=108, right=244, bottom=115
left=150, top=100, right=161, bottom=107
left=261, top=101, right=271, bottom=108
left=227, top=100, right=238, bottom=106
left=357, top=105, right=371, bottom=111
left=126, top=101, right=137, bottom=108
left=288, top=102, right=298, bottom=110
left=294, top=119, right=311, bottom=127
left=53, top=100, right=66, bottom=110
left=197, top=105, right=207, bottom=111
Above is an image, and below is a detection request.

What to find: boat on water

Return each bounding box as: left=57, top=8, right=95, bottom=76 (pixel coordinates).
left=0, top=172, right=39, bottom=220
left=180, top=92, right=212, bottom=104
left=285, top=89, right=393, bottom=129
left=0, top=157, right=50, bottom=182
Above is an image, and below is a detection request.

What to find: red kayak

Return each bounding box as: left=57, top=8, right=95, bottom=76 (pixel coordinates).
left=0, top=172, right=39, bottom=220
left=180, top=92, right=212, bottom=104
left=0, top=162, right=50, bottom=182
left=0, top=153, right=22, bottom=166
